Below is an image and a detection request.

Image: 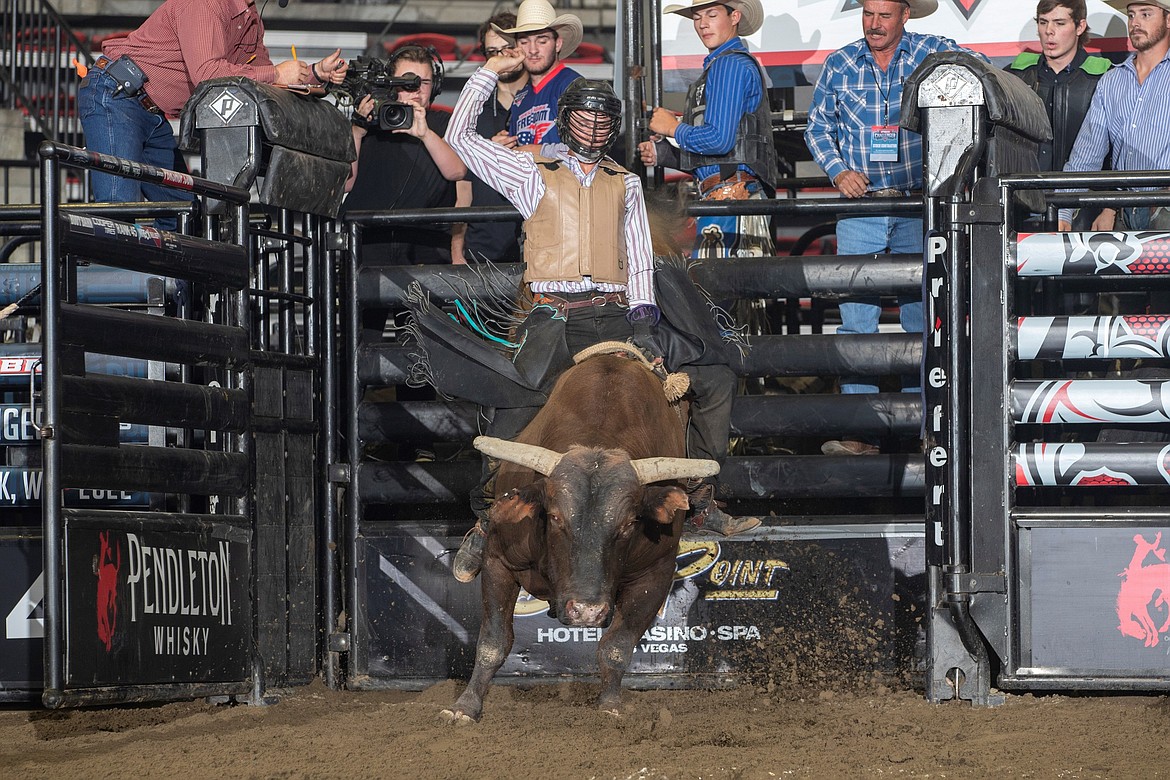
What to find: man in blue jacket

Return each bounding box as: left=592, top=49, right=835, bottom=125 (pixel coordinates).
left=638, top=0, right=778, bottom=257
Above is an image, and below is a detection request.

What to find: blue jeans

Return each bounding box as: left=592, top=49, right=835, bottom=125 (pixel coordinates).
left=78, top=65, right=194, bottom=223
left=835, top=215, right=924, bottom=395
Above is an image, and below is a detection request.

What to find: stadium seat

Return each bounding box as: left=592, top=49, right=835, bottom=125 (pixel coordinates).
left=566, top=42, right=606, bottom=63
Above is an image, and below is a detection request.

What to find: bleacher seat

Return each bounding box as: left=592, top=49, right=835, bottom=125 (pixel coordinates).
left=15, top=27, right=87, bottom=52
left=566, top=42, right=606, bottom=63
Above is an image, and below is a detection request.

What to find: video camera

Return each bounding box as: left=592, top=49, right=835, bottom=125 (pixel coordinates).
left=335, top=56, right=422, bottom=131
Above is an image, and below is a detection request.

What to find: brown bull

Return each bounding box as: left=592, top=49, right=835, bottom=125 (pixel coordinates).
left=440, top=353, right=718, bottom=723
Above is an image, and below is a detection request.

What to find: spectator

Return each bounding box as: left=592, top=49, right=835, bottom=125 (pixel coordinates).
left=1008, top=0, right=1111, bottom=175
left=446, top=58, right=757, bottom=582
left=79, top=0, right=346, bottom=216
left=1059, top=0, right=1170, bottom=233
left=638, top=0, right=779, bottom=257
left=804, top=0, right=972, bottom=456
left=341, top=45, right=467, bottom=264
left=451, top=12, right=528, bottom=264
left=494, top=0, right=585, bottom=146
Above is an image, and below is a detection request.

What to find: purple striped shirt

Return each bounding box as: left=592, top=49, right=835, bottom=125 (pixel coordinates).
left=447, top=68, right=655, bottom=306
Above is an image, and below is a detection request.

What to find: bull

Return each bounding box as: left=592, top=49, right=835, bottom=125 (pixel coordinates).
left=440, top=352, right=718, bottom=723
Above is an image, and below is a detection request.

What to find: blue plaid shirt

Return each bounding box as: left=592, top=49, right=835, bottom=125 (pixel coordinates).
left=805, top=31, right=970, bottom=192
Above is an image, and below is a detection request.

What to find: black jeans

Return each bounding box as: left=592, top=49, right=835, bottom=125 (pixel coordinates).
left=470, top=298, right=633, bottom=517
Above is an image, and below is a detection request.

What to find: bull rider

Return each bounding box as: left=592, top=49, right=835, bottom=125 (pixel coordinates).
left=445, top=53, right=760, bottom=583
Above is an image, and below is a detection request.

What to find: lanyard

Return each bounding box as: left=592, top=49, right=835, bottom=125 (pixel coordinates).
left=868, top=59, right=893, bottom=126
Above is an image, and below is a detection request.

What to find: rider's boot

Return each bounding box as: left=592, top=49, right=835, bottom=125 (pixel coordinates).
left=686, top=480, right=761, bottom=536
left=452, top=510, right=490, bottom=583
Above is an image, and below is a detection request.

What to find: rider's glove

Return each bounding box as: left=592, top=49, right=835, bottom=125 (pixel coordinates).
left=627, top=304, right=663, bottom=359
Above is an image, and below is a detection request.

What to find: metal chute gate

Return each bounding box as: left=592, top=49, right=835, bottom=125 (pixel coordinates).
left=337, top=180, right=929, bottom=687
left=5, top=141, right=331, bottom=707
left=927, top=167, right=1170, bottom=702
left=6, top=51, right=1168, bottom=706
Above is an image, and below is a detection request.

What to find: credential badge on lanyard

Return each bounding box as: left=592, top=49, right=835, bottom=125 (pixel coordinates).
left=869, top=125, right=899, bottom=163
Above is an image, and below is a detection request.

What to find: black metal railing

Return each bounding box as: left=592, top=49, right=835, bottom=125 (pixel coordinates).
left=1, top=0, right=94, bottom=150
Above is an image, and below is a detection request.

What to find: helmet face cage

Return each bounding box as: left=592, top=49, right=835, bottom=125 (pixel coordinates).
left=556, top=78, right=622, bottom=162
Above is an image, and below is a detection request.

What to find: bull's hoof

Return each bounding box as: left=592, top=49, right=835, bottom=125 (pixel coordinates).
left=438, top=707, right=478, bottom=725
left=597, top=695, right=623, bottom=717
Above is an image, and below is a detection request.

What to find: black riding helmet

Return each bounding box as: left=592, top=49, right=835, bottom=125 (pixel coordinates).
left=556, top=78, right=622, bottom=163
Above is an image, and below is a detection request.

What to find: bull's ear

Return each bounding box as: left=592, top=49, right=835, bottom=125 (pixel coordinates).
left=642, top=485, right=689, bottom=526
left=490, top=481, right=546, bottom=525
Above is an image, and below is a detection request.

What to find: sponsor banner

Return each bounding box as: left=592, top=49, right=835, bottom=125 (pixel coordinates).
left=1014, top=443, right=1170, bottom=487
left=1017, top=316, right=1170, bottom=361
left=923, top=233, right=950, bottom=566
left=357, top=524, right=924, bottom=682
left=63, top=520, right=251, bottom=686
left=661, top=0, right=1129, bottom=89
left=0, top=468, right=151, bottom=507
left=62, top=213, right=179, bottom=251
left=0, top=353, right=149, bottom=386
left=0, top=405, right=148, bottom=445
left=1013, top=379, right=1170, bottom=425
left=1015, top=232, right=1170, bottom=277
left=0, top=532, right=43, bottom=690
left=1024, top=525, right=1170, bottom=671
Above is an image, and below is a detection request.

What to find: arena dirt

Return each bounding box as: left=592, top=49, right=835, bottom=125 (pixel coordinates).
left=0, top=677, right=1164, bottom=778
left=3, top=537, right=1165, bottom=778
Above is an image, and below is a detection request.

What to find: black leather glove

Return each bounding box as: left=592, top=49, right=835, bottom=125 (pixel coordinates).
left=628, top=304, right=663, bottom=359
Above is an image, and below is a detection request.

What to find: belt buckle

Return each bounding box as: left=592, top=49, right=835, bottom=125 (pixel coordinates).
left=590, top=294, right=608, bottom=308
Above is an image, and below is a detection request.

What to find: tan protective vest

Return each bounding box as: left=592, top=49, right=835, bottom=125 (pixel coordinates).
left=522, top=155, right=628, bottom=286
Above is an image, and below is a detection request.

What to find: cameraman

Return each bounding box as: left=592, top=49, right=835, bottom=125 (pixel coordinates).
left=342, top=45, right=467, bottom=265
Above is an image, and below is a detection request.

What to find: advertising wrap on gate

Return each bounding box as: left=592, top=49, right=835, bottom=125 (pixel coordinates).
left=357, top=524, right=925, bottom=683
left=0, top=532, right=43, bottom=691
left=1024, top=525, right=1170, bottom=671
left=64, top=520, right=251, bottom=686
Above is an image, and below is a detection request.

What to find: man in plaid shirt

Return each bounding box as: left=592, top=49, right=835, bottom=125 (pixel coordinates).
left=805, top=0, right=974, bottom=456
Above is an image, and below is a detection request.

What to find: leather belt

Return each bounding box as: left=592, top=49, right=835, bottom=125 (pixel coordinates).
left=532, top=291, right=628, bottom=318
left=94, top=56, right=162, bottom=115
left=867, top=187, right=921, bottom=198
left=697, top=169, right=758, bottom=196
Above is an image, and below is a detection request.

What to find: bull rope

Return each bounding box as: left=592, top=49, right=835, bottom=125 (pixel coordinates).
left=571, top=341, right=691, bottom=403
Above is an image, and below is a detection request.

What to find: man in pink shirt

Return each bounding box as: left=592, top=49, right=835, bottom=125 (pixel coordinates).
left=79, top=0, right=348, bottom=213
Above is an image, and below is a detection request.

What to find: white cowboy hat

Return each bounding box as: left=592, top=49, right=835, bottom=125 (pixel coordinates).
left=663, top=0, right=765, bottom=36
left=492, top=0, right=583, bottom=59
left=1105, top=0, right=1170, bottom=12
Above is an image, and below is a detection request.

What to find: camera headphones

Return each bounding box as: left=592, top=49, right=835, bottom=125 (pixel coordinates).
left=386, top=45, right=444, bottom=101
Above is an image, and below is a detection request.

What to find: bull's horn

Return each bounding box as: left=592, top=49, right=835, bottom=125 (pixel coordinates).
left=473, top=436, right=564, bottom=476
left=630, top=457, right=720, bottom=485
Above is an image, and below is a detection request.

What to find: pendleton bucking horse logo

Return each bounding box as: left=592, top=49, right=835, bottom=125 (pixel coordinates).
left=1117, top=532, right=1170, bottom=648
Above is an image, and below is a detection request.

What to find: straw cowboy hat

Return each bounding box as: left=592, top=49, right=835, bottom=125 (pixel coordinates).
left=663, top=0, right=765, bottom=36
left=1106, top=0, right=1170, bottom=12
left=492, top=0, right=583, bottom=59
left=900, top=0, right=939, bottom=18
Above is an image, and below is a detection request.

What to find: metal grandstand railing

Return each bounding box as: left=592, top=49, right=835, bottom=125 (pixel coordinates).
left=1, top=0, right=94, bottom=151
